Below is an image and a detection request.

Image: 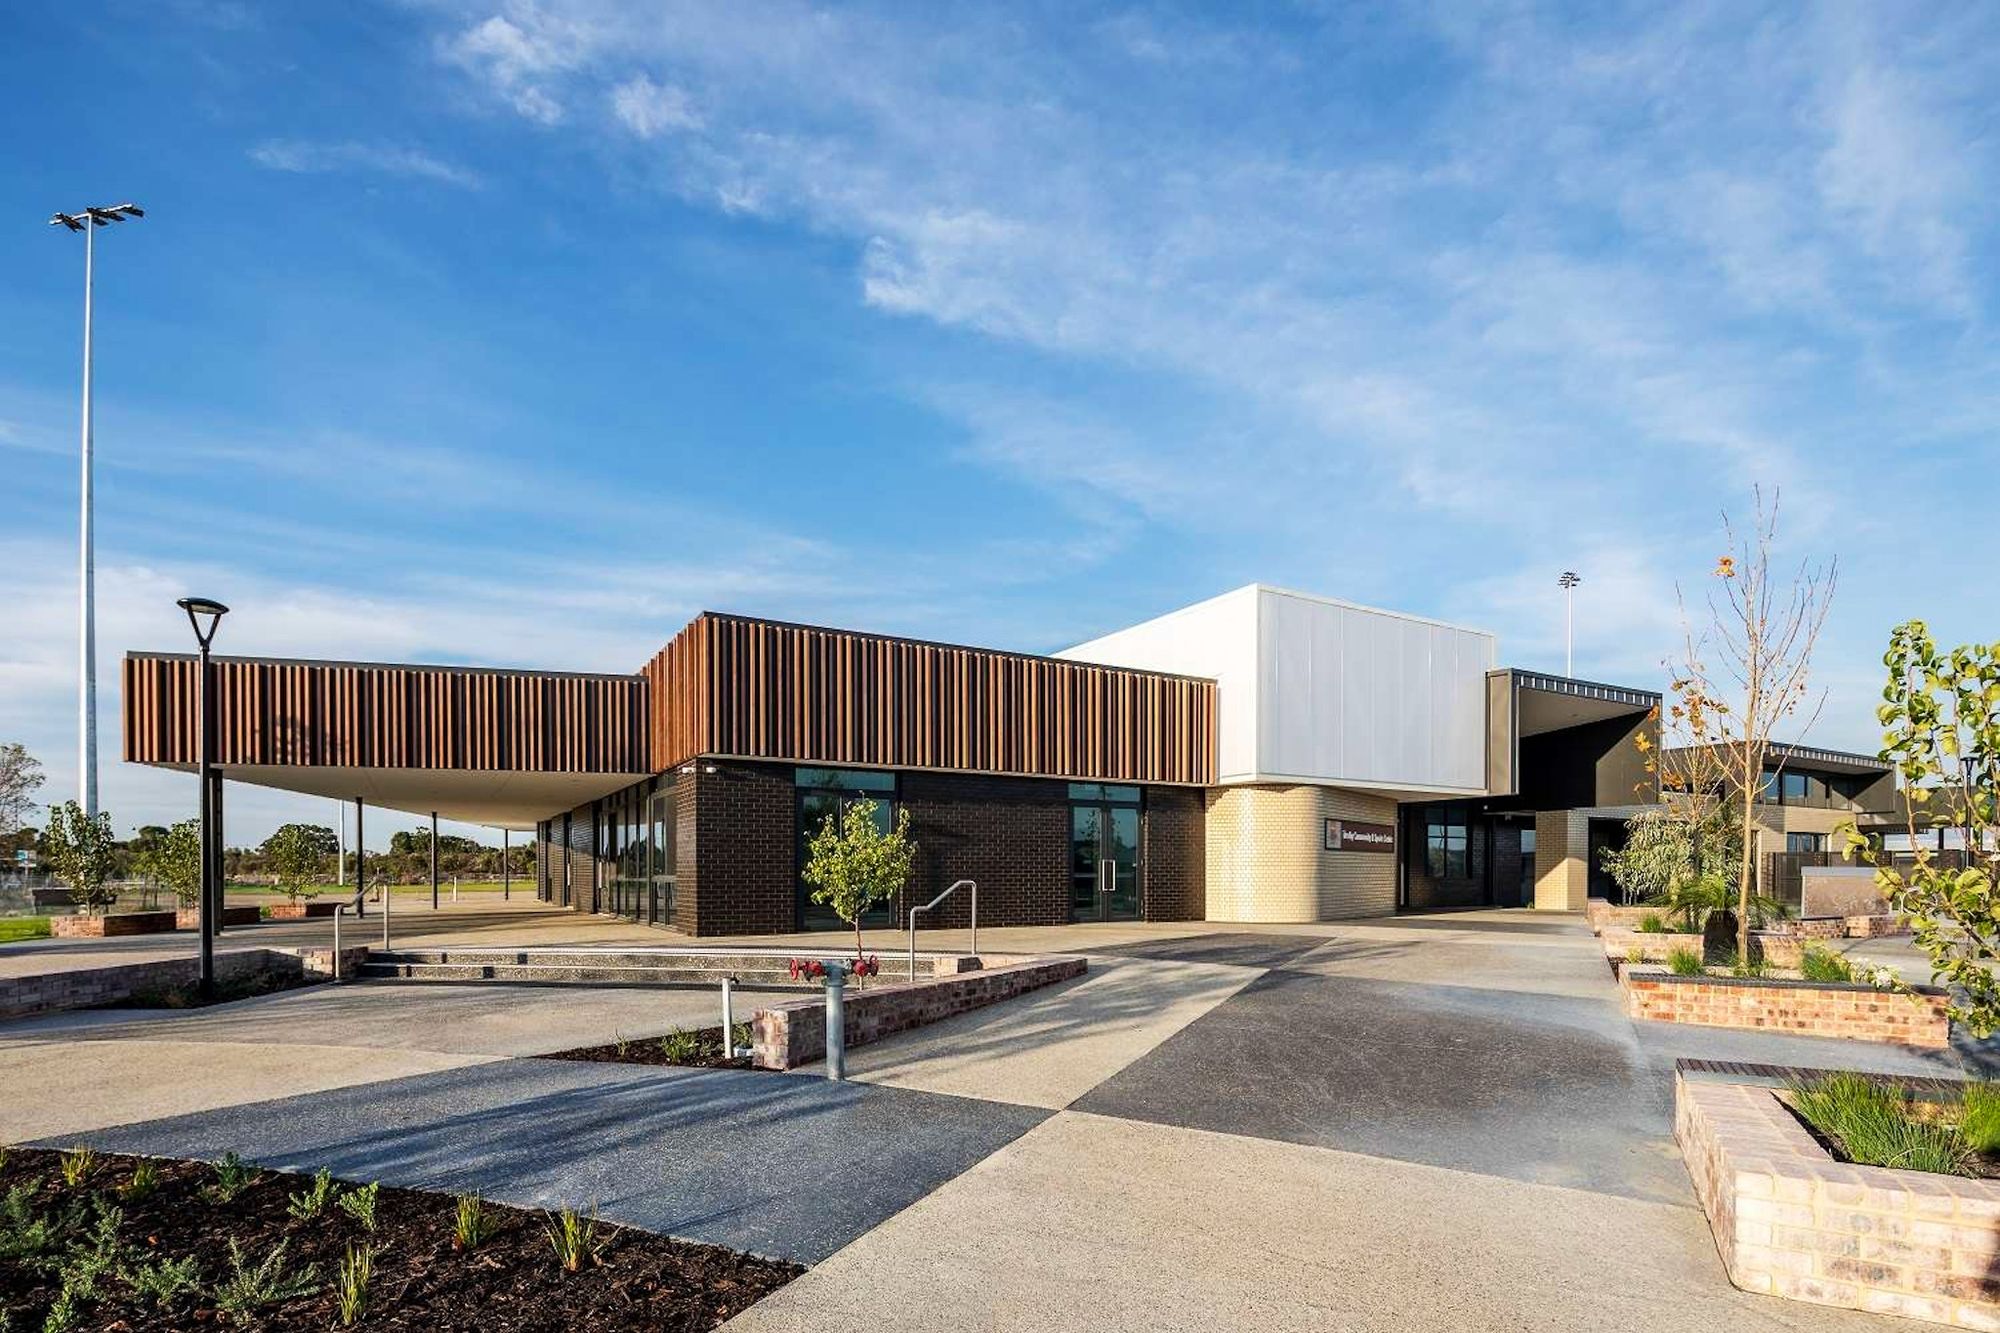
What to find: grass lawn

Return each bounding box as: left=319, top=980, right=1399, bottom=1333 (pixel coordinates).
left=0, top=916, right=51, bottom=943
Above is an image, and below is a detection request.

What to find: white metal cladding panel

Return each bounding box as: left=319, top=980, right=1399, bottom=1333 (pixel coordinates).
left=1057, top=587, right=1259, bottom=780
left=1256, top=588, right=1491, bottom=790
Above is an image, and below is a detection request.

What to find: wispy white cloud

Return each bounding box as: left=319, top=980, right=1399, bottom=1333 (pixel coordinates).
left=248, top=139, right=481, bottom=187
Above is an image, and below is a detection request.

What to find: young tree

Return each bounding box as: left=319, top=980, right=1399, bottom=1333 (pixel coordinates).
left=132, top=818, right=202, bottom=908
left=262, top=823, right=338, bottom=902
left=0, top=742, right=45, bottom=853
left=42, top=800, right=119, bottom=915
left=801, top=798, right=916, bottom=962
left=1842, top=622, right=2000, bottom=1033
left=1674, top=489, right=1836, bottom=965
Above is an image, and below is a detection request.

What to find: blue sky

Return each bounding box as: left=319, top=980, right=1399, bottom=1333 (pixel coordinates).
left=2, top=1, right=1995, bottom=845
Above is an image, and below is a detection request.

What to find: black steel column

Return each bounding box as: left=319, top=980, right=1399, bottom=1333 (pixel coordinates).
left=208, top=768, right=226, bottom=936
left=352, top=796, right=366, bottom=919
left=430, top=812, right=439, bottom=910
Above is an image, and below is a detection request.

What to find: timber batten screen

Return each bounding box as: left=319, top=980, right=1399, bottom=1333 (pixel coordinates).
left=122, top=655, right=651, bottom=773
left=641, top=613, right=1216, bottom=785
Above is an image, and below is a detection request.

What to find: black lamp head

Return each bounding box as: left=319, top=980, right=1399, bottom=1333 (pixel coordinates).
left=177, top=596, right=230, bottom=650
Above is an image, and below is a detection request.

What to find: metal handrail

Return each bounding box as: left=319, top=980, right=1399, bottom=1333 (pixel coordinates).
left=908, top=879, right=976, bottom=980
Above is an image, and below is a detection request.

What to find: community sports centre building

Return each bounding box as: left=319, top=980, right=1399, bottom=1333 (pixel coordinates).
left=120, top=584, right=1887, bottom=936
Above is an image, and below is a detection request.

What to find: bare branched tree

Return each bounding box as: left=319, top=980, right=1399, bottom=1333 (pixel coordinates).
left=1675, top=488, right=1837, bottom=963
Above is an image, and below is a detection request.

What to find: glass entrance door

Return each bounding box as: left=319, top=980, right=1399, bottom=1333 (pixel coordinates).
left=1069, top=790, right=1141, bottom=922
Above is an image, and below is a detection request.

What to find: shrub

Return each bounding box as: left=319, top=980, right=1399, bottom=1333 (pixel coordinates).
left=1963, top=1083, right=2000, bottom=1157
left=206, top=1152, right=261, bottom=1202
left=1790, top=1073, right=1966, bottom=1175
left=1623, top=944, right=1644, bottom=964
left=1727, top=951, right=1768, bottom=978
left=335, top=1243, right=374, bottom=1326
left=1800, top=946, right=1854, bottom=984
left=58, top=1146, right=95, bottom=1188
left=1666, top=946, right=1705, bottom=976
left=123, top=1254, right=200, bottom=1307
left=658, top=1029, right=705, bottom=1064
left=544, top=1206, right=604, bottom=1273
left=453, top=1193, right=496, bottom=1251
left=286, top=1167, right=340, bottom=1220
left=337, top=1181, right=379, bottom=1233
left=43, top=1203, right=125, bottom=1333
left=212, top=1237, right=320, bottom=1324
left=1637, top=912, right=1668, bottom=934
left=119, top=1159, right=160, bottom=1201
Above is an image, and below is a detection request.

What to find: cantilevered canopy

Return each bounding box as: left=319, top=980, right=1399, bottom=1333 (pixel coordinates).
left=122, top=653, right=653, bottom=830
left=1485, top=668, right=1660, bottom=798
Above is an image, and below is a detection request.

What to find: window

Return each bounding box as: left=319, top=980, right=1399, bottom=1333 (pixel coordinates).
left=1787, top=832, right=1826, bottom=853
left=1520, top=828, right=1536, bottom=856
left=1423, top=807, right=1468, bottom=880
left=796, top=768, right=897, bottom=930
left=1782, top=771, right=1809, bottom=803
left=1068, top=782, right=1140, bottom=804
left=1760, top=769, right=1783, bottom=803
left=796, top=767, right=894, bottom=793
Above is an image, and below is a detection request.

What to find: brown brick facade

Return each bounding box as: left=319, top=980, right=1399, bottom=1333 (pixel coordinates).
left=1142, top=786, right=1205, bottom=922
left=559, top=759, right=1206, bottom=936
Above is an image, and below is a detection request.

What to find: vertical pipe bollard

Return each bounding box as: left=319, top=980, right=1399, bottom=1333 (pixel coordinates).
left=381, top=878, right=391, bottom=953
left=332, top=905, right=342, bottom=981
left=721, top=976, right=750, bottom=1059
left=823, top=960, right=847, bottom=1081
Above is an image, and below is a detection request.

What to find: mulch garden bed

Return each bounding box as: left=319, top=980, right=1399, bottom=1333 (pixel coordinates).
left=100, top=969, right=324, bottom=1011
left=538, top=1023, right=756, bottom=1071
left=0, top=1146, right=800, bottom=1330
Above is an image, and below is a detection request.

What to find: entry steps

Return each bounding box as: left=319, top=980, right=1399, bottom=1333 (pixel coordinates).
left=355, top=946, right=965, bottom=989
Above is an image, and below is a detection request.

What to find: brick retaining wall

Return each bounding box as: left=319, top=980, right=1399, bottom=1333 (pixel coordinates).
left=0, top=946, right=367, bottom=1021
left=1586, top=898, right=1660, bottom=934
left=752, top=956, right=1087, bottom=1070
left=174, top=906, right=264, bottom=929
left=1624, top=966, right=1949, bottom=1047
left=49, top=911, right=177, bottom=938
left=1600, top=927, right=1704, bottom=964
left=1677, top=1072, right=2000, bottom=1326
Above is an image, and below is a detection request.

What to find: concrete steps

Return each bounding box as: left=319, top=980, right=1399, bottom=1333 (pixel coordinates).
left=353, top=946, right=959, bottom=989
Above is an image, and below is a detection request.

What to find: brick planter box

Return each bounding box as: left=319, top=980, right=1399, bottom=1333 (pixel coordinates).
left=1623, top=965, right=1949, bottom=1047
left=49, top=910, right=177, bottom=938
left=1846, top=914, right=1909, bottom=939
left=1677, top=1070, right=2000, bottom=1326
left=1601, top=927, right=1705, bottom=964
left=1585, top=898, right=1660, bottom=934
left=264, top=901, right=339, bottom=920
left=0, top=945, right=365, bottom=1021
left=752, top=956, right=1087, bottom=1070
left=174, top=906, right=264, bottom=929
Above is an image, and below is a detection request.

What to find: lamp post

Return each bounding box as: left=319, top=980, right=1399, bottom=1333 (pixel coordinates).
left=51, top=203, right=144, bottom=818
left=1558, top=570, right=1582, bottom=677
left=178, top=596, right=228, bottom=998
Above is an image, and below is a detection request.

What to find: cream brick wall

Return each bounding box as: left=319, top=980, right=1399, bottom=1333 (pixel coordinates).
left=1205, top=785, right=1398, bottom=922
left=1534, top=809, right=1587, bottom=910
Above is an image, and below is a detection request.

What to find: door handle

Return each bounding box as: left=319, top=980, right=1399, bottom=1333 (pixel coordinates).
left=1099, top=859, right=1115, bottom=895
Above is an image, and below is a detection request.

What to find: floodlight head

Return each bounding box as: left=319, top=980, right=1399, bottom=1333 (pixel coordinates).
left=49, top=212, right=85, bottom=232
left=177, top=596, right=230, bottom=651
left=1558, top=570, right=1582, bottom=589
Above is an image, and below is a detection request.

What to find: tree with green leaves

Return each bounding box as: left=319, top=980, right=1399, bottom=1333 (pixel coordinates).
left=801, top=798, right=916, bottom=961
left=0, top=742, right=44, bottom=857
left=133, top=818, right=202, bottom=908
left=42, top=800, right=119, bottom=915
left=1841, top=621, right=2000, bottom=1034
left=262, top=823, right=338, bottom=902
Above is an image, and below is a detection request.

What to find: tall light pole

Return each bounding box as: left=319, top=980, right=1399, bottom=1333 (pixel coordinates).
left=179, top=596, right=228, bottom=999
left=1558, top=570, right=1582, bottom=677
left=51, top=203, right=145, bottom=817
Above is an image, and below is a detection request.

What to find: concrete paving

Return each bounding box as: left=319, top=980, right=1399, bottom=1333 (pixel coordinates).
left=726, top=1110, right=1889, bottom=1333
left=47, top=1059, right=1049, bottom=1264
left=809, top=954, right=1255, bottom=1109
left=5, top=905, right=1977, bottom=1329
left=0, top=979, right=791, bottom=1058
left=0, top=1039, right=490, bottom=1143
